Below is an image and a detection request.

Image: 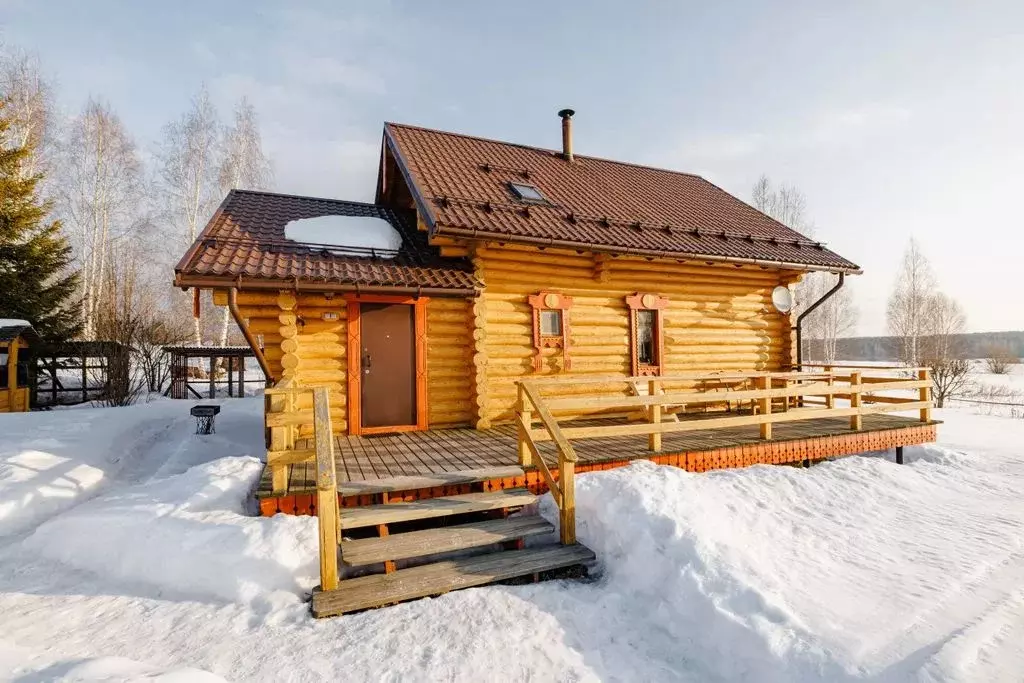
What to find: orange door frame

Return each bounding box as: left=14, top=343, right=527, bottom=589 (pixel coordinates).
left=345, top=294, right=429, bottom=436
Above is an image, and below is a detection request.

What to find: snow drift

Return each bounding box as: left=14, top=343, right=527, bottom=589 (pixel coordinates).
left=20, top=457, right=319, bottom=604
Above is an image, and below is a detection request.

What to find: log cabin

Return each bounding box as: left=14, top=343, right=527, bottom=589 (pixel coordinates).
left=174, top=111, right=937, bottom=616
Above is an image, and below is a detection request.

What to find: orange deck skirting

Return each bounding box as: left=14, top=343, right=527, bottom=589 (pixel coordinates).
left=258, top=424, right=937, bottom=517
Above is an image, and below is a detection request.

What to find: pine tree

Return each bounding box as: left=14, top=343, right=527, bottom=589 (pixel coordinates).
left=0, top=98, right=80, bottom=340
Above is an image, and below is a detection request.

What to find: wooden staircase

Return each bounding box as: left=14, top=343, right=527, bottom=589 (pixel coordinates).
left=264, top=383, right=592, bottom=619
left=312, top=487, right=594, bottom=618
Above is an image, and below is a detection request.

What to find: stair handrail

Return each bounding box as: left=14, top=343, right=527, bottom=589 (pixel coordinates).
left=517, top=381, right=578, bottom=545
left=312, top=386, right=340, bottom=592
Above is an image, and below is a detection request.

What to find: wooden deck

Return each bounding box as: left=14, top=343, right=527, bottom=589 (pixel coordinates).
left=256, top=412, right=939, bottom=514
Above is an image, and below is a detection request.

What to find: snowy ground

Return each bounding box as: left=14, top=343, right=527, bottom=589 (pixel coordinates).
left=2, top=396, right=1024, bottom=680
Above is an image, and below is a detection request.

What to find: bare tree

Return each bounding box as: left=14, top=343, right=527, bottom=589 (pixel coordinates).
left=155, top=86, right=219, bottom=344
left=57, top=99, right=143, bottom=339
left=0, top=48, right=54, bottom=181
left=983, top=344, right=1018, bottom=375
left=214, top=97, right=272, bottom=346
left=886, top=238, right=935, bottom=366
left=817, top=284, right=858, bottom=363
left=921, top=292, right=969, bottom=408
left=752, top=175, right=858, bottom=362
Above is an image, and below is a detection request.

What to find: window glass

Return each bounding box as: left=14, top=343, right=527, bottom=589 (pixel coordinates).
left=637, top=309, right=656, bottom=365
left=540, top=309, right=562, bottom=336
left=509, top=182, right=546, bottom=202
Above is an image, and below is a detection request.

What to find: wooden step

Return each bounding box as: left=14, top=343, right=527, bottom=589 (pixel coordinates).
left=341, top=516, right=555, bottom=566
left=338, top=466, right=525, bottom=497
left=339, top=489, right=537, bottom=530
left=313, top=544, right=596, bottom=617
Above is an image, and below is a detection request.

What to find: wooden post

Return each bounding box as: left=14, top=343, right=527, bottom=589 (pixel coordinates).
left=227, top=356, right=234, bottom=397
left=239, top=356, right=246, bottom=397
left=758, top=375, right=772, bottom=440
left=558, top=456, right=575, bottom=545
left=850, top=371, right=862, bottom=430
left=81, top=349, right=87, bottom=403
left=895, top=446, right=904, bottom=465
left=313, top=387, right=339, bottom=592
left=208, top=355, right=215, bottom=399
left=7, top=339, right=18, bottom=396
left=268, top=381, right=291, bottom=493
left=517, top=383, right=533, bottom=467
left=919, top=368, right=932, bottom=422
left=824, top=365, right=834, bottom=409
left=648, top=379, right=662, bottom=451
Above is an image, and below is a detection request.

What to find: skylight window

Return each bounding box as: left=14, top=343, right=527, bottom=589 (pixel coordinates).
left=508, top=182, right=547, bottom=203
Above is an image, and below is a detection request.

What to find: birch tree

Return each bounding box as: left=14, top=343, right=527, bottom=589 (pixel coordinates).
left=0, top=49, right=54, bottom=181
left=214, top=97, right=272, bottom=346
left=886, top=238, right=935, bottom=365
left=57, top=99, right=142, bottom=339
left=751, top=175, right=858, bottom=362
left=155, top=87, right=219, bottom=343
left=921, top=292, right=968, bottom=407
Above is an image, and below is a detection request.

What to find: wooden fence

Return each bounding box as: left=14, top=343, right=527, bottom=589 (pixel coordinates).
left=515, top=367, right=932, bottom=471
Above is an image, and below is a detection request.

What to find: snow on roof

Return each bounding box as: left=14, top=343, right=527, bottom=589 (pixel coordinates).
left=284, top=215, right=403, bottom=257
left=0, top=319, right=30, bottom=327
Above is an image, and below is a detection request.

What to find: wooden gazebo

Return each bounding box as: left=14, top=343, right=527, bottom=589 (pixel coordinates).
left=162, top=344, right=262, bottom=399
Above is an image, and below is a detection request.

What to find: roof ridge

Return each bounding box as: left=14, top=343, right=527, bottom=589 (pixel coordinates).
left=384, top=121, right=708, bottom=181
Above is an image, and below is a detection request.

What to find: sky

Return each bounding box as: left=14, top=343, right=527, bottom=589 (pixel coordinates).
left=2, top=0, right=1022, bottom=335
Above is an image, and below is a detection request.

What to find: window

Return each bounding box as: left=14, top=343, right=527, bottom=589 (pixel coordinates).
left=540, top=310, right=562, bottom=336
left=528, top=291, right=573, bottom=372
left=636, top=310, right=656, bottom=365
left=625, top=293, right=669, bottom=376
left=509, top=182, right=547, bottom=204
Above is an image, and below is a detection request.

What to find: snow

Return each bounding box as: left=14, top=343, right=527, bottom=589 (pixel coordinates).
left=0, top=318, right=30, bottom=327
left=284, top=215, right=403, bottom=255
left=2, top=397, right=1024, bottom=680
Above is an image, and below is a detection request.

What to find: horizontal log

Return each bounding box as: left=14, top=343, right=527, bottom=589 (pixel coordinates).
left=266, top=448, right=316, bottom=466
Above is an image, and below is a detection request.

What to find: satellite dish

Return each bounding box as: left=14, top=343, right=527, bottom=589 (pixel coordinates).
left=772, top=286, right=794, bottom=313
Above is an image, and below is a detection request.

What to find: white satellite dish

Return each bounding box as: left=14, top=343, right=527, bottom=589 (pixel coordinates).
left=771, top=286, right=794, bottom=313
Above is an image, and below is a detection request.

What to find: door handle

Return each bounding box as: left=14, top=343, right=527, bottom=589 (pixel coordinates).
left=363, top=352, right=372, bottom=375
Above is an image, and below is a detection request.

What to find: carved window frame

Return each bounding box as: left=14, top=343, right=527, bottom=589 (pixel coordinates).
left=625, top=292, right=669, bottom=376
left=527, top=291, right=573, bottom=372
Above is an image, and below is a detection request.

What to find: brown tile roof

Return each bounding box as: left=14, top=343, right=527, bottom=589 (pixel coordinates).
left=384, top=122, right=860, bottom=273
left=174, top=190, right=478, bottom=294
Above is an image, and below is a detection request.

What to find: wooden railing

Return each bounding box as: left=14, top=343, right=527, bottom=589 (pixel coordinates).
left=517, top=382, right=578, bottom=545
left=516, top=368, right=933, bottom=485
left=265, top=380, right=339, bottom=592
left=264, top=378, right=320, bottom=492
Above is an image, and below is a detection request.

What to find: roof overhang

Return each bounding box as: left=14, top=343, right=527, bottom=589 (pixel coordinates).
left=173, top=272, right=479, bottom=298
left=433, top=224, right=863, bottom=275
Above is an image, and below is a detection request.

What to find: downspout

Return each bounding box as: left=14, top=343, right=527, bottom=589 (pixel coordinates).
left=228, top=288, right=274, bottom=384
left=795, top=273, right=845, bottom=368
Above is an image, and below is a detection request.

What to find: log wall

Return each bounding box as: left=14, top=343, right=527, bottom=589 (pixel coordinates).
left=471, top=245, right=802, bottom=424
left=226, top=290, right=475, bottom=435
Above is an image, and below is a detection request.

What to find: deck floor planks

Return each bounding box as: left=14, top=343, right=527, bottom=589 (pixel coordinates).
left=256, top=413, right=936, bottom=498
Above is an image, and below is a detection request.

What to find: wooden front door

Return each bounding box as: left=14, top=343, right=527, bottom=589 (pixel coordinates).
left=360, top=303, right=416, bottom=428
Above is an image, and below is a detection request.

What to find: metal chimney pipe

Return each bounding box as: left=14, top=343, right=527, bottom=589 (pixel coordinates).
left=558, top=108, right=575, bottom=162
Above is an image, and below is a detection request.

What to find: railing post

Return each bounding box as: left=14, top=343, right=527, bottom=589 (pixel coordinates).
left=825, top=365, right=834, bottom=409
left=268, top=395, right=288, bottom=492
left=558, top=454, right=575, bottom=545
left=517, top=383, right=533, bottom=467
left=919, top=368, right=932, bottom=422
left=758, top=375, right=772, bottom=440
left=648, top=379, right=662, bottom=451
left=313, top=387, right=339, bottom=593
left=850, top=371, right=862, bottom=430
